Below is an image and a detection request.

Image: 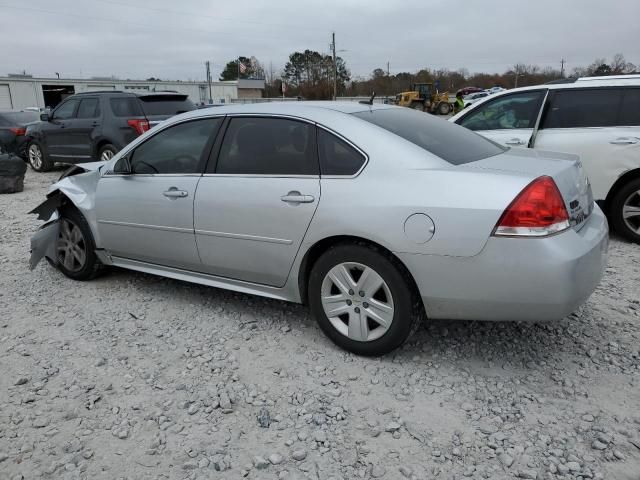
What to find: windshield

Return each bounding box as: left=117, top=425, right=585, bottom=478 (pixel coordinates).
left=352, top=108, right=505, bottom=165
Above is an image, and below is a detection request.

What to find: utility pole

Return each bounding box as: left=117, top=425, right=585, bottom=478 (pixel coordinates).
left=560, top=58, right=565, bottom=78
left=331, top=32, right=337, bottom=100
left=387, top=61, right=391, bottom=96
left=514, top=65, right=519, bottom=88
left=205, top=61, right=212, bottom=104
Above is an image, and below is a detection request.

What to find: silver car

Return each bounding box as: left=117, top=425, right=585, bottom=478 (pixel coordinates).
left=30, top=102, right=609, bottom=356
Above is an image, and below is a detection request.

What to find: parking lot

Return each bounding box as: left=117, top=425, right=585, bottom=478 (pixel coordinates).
left=0, top=168, right=637, bottom=479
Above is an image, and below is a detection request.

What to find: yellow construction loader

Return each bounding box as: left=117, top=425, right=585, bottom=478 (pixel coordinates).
left=395, top=83, right=452, bottom=115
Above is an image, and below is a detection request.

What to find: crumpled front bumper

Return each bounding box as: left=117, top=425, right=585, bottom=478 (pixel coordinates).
left=29, top=212, right=59, bottom=270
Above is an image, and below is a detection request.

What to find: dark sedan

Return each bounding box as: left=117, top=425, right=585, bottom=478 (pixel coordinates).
left=0, top=111, right=40, bottom=155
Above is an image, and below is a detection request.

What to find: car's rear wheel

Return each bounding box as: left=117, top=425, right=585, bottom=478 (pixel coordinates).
left=54, top=208, right=102, bottom=280
left=27, top=141, right=52, bottom=172
left=610, top=178, right=640, bottom=243
left=98, top=144, right=118, bottom=162
left=308, top=244, right=422, bottom=356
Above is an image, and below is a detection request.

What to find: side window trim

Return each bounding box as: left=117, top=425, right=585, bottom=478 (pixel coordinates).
left=456, top=89, right=546, bottom=131
left=209, top=114, right=320, bottom=177
left=315, top=124, right=369, bottom=178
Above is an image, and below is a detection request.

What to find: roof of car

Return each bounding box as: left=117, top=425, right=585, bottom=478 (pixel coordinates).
left=72, top=90, right=188, bottom=97
left=182, top=101, right=393, bottom=118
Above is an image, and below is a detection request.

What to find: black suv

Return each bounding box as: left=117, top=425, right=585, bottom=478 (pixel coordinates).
left=24, top=91, right=195, bottom=171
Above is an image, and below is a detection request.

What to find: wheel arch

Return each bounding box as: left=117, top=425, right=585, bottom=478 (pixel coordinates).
left=297, top=235, right=423, bottom=310
left=603, top=168, right=640, bottom=214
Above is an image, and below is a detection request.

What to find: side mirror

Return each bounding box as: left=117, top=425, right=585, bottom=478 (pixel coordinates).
left=112, top=156, right=132, bottom=174
left=40, top=113, right=51, bottom=122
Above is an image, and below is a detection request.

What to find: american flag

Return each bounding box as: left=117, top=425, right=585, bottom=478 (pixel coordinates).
left=238, top=62, right=247, bottom=74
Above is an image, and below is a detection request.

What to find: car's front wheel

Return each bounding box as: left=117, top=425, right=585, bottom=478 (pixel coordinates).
left=27, top=141, right=52, bottom=172
left=54, top=208, right=103, bottom=280
left=610, top=178, right=640, bottom=243
left=308, top=244, right=422, bottom=356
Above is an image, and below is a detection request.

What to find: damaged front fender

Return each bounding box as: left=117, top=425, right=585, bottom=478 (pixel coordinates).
left=29, top=212, right=59, bottom=270
left=29, top=162, right=104, bottom=270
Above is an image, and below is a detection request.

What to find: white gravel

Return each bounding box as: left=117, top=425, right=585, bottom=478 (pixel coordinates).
left=1, top=168, right=639, bottom=480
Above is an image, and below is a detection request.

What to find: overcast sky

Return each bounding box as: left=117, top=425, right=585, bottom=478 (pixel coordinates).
left=2, top=0, right=638, bottom=81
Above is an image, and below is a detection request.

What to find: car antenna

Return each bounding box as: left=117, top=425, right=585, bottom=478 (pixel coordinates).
left=359, top=92, right=376, bottom=105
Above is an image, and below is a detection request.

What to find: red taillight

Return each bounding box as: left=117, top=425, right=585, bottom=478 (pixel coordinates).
left=9, top=127, right=26, bottom=136
left=494, top=176, right=570, bottom=237
left=127, top=119, right=150, bottom=135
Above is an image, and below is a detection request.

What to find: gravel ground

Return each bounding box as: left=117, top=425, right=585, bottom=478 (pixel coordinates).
left=1, top=169, right=639, bottom=480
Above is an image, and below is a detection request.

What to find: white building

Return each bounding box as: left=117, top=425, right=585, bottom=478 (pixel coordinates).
left=0, top=75, right=265, bottom=110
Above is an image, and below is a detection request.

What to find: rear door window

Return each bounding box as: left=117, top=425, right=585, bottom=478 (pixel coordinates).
left=619, top=88, right=640, bottom=126
left=542, top=89, right=622, bottom=129
left=53, top=99, right=80, bottom=120
left=214, top=117, right=318, bottom=175
left=458, top=90, right=545, bottom=131
left=110, top=97, right=144, bottom=117
left=76, top=98, right=99, bottom=118
left=317, top=129, right=366, bottom=175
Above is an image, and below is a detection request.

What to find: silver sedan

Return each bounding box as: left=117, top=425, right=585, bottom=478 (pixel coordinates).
left=30, top=102, right=609, bottom=356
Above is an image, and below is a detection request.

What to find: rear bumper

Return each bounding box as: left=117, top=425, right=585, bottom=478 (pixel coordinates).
left=396, top=205, right=609, bottom=322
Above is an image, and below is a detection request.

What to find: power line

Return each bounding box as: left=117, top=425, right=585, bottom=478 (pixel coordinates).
left=91, top=0, right=333, bottom=33
left=0, top=3, right=325, bottom=44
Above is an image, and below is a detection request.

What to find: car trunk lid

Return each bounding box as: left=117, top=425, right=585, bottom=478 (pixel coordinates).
left=468, top=148, right=594, bottom=231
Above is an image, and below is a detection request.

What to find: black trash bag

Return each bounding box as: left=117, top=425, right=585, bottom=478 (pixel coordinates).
left=0, top=154, right=27, bottom=176
left=0, top=153, right=27, bottom=193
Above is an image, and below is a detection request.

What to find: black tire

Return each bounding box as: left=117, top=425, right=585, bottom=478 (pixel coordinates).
left=26, top=140, right=52, bottom=172
left=308, top=243, right=423, bottom=356
left=54, top=207, right=103, bottom=280
left=438, top=102, right=451, bottom=115
left=610, top=178, right=640, bottom=243
left=97, top=144, right=118, bottom=162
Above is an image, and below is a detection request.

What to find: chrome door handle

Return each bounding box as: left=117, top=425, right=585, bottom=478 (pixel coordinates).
left=281, top=191, right=315, bottom=204
left=505, top=138, right=526, bottom=146
left=163, top=188, right=188, bottom=199
left=610, top=137, right=638, bottom=145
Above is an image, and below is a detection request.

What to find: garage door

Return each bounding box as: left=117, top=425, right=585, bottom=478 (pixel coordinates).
left=0, top=84, right=12, bottom=109
left=85, top=85, right=116, bottom=92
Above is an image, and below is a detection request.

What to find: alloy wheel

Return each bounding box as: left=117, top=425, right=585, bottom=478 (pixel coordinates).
left=57, top=218, right=87, bottom=272
left=622, top=189, right=640, bottom=234
left=321, top=262, right=394, bottom=342
left=28, top=144, right=43, bottom=170
left=100, top=149, right=115, bottom=161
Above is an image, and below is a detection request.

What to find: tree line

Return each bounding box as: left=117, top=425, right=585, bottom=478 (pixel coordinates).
left=217, top=52, right=637, bottom=99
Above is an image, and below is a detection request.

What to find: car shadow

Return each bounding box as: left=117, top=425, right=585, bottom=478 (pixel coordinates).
left=101, top=265, right=592, bottom=369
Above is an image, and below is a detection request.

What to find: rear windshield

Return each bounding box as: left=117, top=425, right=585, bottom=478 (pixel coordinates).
left=138, top=95, right=195, bottom=116
left=352, top=108, right=505, bottom=165
left=0, top=112, right=40, bottom=125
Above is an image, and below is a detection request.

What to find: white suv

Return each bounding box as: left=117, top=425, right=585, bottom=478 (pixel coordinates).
left=450, top=75, right=640, bottom=242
